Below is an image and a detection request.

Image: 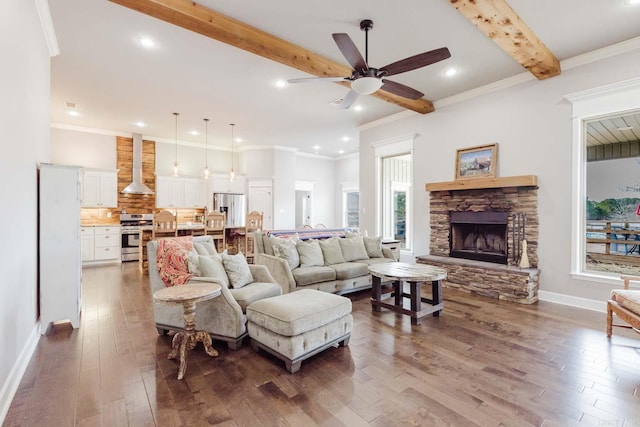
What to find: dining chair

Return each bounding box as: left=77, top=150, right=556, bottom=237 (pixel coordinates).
left=607, top=274, right=640, bottom=337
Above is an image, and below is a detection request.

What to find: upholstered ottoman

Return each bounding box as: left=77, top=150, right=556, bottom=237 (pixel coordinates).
left=246, top=289, right=353, bottom=373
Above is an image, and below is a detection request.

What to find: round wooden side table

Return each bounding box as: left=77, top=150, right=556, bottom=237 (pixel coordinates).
left=153, top=283, right=222, bottom=380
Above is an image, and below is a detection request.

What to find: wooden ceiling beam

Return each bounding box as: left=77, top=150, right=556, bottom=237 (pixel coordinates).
left=447, top=0, right=560, bottom=79
left=108, top=0, right=435, bottom=114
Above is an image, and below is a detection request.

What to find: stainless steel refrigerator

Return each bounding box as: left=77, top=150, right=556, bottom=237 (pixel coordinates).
left=213, top=193, right=246, bottom=228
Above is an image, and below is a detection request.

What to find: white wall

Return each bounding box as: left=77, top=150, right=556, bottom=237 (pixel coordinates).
left=0, top=0, right=51, bottom=420
left=51, top=128, right=116, bottom=168
left=273, top=149, right=296, bottom=228
left=335, top=153, right=359, bottom=226
left=156, top=140, right=232, bottom=177
left=360, top=49, right=640, bottom=303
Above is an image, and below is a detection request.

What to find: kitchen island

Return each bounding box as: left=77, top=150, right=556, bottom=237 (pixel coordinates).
left=139, top=224, right=205, bottom=273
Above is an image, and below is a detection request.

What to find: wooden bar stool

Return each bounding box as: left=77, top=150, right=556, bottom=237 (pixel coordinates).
left=243, top=211, right=263, bottom=263
left=152, top=210, right=178, bottom=239
left=204, top=211, right=226, bottom=253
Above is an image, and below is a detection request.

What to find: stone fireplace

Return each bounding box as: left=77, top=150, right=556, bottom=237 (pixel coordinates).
left=417, top=175, right=540, bottom=304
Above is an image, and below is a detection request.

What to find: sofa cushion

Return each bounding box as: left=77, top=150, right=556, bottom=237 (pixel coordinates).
left=319, top=237, right=346, bottom=265
left=194, top=241, right=218, bottom=257
left=246, top=289, right=352, bottom=336
left=331, top=262, right=370, bottom=280
left=272, top=238, right=300, bottom=270
left=221, top=252, right=254, bottom=289
left=339, top=235, right=369, bottom=262
left=262, top=235, right=275, bottom=255
left=611, top=289, right=640, bottom=314
left=198, top=255, right=230, bottom=288
left=292, top=266, right=336, bottom=287
left=356, top=257, right=395, bottom=266
left=230, top=282, right=282, bottom=312
left=363, top=236, right=384, bottom=258
left=297, top=239, right=324, bottom=267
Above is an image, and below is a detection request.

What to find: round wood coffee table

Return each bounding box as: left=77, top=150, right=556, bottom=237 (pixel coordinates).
left=368, top=262, right=447, bottom=325
left=153, top=283, right=221, bottom=380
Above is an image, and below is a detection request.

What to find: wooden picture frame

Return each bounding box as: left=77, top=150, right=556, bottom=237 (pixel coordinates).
left=455, top=143, right=498, bottom=180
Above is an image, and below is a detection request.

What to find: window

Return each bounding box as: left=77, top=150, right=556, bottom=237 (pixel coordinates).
left=566, top=79, right=640, bottom=281
left=382, top=154, right=411, bottom=249
left=343, top=190, right=359, bottom=228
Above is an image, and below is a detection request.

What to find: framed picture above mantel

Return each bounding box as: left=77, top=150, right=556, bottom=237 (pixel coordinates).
left=455, top=143, right=498, bottom=180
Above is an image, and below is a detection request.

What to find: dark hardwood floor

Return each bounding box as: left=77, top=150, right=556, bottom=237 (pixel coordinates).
left=4, top=262, right=640, bottom=426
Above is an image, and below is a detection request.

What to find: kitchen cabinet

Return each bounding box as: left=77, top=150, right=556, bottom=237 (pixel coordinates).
left=81, top=227, right=94, bottom=261
left=156, top=176, right=207, bottom=208
left=82, top=226, right=121, bottom=263
left=82, top=169, right=118, bottom=207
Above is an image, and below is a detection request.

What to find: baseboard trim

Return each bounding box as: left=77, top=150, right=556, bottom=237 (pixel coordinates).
left=0, top=323, right=40, bottom=423
left=538, top=290, right=606, bottom=313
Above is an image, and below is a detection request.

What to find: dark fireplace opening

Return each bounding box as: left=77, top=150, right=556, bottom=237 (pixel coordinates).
left=449, top=211, right=508, bottom=264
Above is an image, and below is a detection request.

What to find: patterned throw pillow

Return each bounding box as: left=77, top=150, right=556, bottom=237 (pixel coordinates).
left=339, top=235, right=369, bottom=261
left=198, top=255, right=230, bottom=288
left=221, top=252, right=253, bottom=289
left=272, top=238, right=300, bottom=270
left=296, top=239, right=324, bottom=267
left=363, top=236, right=384, bottom=258
left=319, top=237, right=346, bottom=265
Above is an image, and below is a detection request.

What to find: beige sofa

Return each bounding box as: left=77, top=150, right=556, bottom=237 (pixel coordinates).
left=148, top=236, right=283, bottom=349
left=253, top=230, right=395, bottom=295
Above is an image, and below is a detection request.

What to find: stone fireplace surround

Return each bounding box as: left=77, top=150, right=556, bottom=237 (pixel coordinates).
left=418, top=176, right=540, bottom=304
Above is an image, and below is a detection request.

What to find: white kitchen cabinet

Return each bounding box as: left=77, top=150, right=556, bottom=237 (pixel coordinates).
left=81, top=227, right=94, bottom=262
left=82, top=226, right=121, bottom=263
left=82, top=169, right=118, bottom=208
left=183, top=177, right=207, bottom=208
left=156, top=176, right=206, bottom=208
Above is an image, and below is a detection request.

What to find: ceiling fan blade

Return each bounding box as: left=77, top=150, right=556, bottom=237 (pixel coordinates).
left=332, top=33, right=367, bottom=71
left=339, top=90, right=359, bottom=109
left=380, top=79, right=424, bottom=100
left=287, top=77, right=348, bottom=84
left=380, top=47, right=451, bottom=77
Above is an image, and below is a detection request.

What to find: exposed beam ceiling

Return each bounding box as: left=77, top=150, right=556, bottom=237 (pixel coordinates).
left=447, top=0, right=561, bottom=80
left=108, top=0, right=435, bottom=114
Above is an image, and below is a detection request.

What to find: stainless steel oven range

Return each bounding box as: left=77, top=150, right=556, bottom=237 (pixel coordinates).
left=120, top=213, right=153, bottom=262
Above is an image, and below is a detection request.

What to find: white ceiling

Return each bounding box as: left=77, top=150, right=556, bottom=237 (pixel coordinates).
left=48, top=0, right=640, bottom=156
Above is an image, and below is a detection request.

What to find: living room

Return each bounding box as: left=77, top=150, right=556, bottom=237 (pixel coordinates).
left=3, top=0, right=640, bottom=425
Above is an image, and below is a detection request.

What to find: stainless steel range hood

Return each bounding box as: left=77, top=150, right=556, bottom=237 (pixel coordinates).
left=121, top=133, right=155, bottom=195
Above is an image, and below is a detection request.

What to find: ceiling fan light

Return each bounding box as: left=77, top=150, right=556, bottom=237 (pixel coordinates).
left=351, top=77, right=383, bottom=95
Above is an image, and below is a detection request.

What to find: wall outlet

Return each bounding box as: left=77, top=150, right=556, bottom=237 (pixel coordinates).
left=106, top=212, right=112, bottom=218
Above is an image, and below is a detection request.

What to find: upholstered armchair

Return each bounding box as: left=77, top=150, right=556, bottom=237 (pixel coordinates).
left=148, top=236, right=283, bottom=349
left=607, top=275, right=640, bottom=337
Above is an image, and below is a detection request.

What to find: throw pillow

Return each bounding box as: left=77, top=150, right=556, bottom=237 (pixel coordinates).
left=345, top=230, right=360, bottom=239
left=193, top=241, right=218, bottom=257
left=272, top=238, right=300, bottom=270
left=339, top=235, right=369, bottom=261
left=221, top=252, right=254, bottom=289
left=263, top=235, right=275, bottom=256
left=296, top=239, right=324, bottom=267
left=363, top=236, right=384, bottom=258
left=187, top=250, right=201, bottom=276
left=198, top=255, right=230, bottom=288
left=319, top=237, right=346, bottom=265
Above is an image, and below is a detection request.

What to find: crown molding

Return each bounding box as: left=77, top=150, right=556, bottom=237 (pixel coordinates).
left=35, top=0, right=59, bottom=57
left=370, top=133, right=419, bottom=149
left=336, top=152, right=359, bottom=160
left=295, top=151, right=334, bottom=160
left=363, top=36, right=640, bottom=131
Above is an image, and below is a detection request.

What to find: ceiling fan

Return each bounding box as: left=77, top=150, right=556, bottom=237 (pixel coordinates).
left=288, top=19, right=451, bottom=109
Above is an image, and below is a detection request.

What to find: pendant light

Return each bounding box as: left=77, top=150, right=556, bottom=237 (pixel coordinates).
left=229, top=123, right=236, bottom=181
left=172, top=112, right=179, bottom=176
left=202, top=118, right=210, bottom=178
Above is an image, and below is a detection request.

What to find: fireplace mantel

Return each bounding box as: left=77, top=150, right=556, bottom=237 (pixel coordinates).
left=425, top=175, right=537, bottom=192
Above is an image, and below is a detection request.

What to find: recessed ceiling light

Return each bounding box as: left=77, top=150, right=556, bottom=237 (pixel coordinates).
left=443, top=67, right=458, bottom=77
left=137, top=36, right=157, bottom=48
left=341, top=136, right=350, bottom=142
left=190, top=130, right=199, bottom=136
left=274, top=79, right=287, bottom=88
left=312, top=145, right=321, bottom=150
left=135, top=121, right=146, bottom=128
left=617, top=126, right=634, bottom=131
left=625, top=0, right=640, bottom=5
left=235, top=137, right=243, bottom=143
left=338, top=150, right=345, bottom=154
left=353, top=105, right=363, bottom=112
left=68, top=110, right=80, bottom=117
